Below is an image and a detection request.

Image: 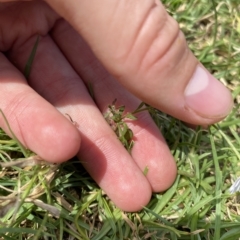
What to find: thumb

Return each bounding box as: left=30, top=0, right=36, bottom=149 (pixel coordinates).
left=46, top=0, right=233, bottom=125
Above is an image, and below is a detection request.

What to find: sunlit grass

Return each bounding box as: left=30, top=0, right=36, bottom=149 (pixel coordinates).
left=1, top=0, right=240, bottom=239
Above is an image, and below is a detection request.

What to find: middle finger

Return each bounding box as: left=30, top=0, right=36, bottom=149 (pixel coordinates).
left=51, top=20, right=177, bottom=193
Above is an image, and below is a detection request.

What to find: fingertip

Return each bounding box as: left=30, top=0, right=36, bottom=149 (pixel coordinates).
left=184, top=65, right=233, bottom=122
left=129, top=115, right=177, bottom=193
left=113, top=178, right=152, bottom=212
left=24, top=109, right=81, bottom=163
left=151, top=155, right=177, bottom=193
left=37, top=120, right=81, bottom=163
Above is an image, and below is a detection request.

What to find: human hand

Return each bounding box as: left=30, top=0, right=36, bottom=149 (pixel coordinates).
left=0, top=1, right=232, bottom=211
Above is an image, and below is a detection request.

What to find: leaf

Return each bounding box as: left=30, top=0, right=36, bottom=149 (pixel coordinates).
left=24, top=36, right=39, bottom=79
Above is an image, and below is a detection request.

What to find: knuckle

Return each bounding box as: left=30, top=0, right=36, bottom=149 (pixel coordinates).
left=114, top=2, right=184, bottom=79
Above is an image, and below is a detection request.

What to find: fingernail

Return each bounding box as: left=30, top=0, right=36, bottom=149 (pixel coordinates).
left=184, top=65, right=233, bottom=118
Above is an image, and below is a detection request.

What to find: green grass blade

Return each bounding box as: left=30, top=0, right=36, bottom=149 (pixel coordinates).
left=209, top=127, right=222, bottom=240
left=24, top=36, right=39, bottom=79
left=0, top=109, right=27, bottom=157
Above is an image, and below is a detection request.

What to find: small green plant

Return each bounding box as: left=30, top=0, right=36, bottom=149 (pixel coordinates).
left=104, top=100, right=149, bottom=153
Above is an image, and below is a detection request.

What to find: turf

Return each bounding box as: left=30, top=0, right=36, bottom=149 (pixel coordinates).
left=1, top=0, right=240, bottom=239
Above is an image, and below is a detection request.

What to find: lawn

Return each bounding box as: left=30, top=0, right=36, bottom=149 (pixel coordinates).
left=1, top=0, right=240, bottom=239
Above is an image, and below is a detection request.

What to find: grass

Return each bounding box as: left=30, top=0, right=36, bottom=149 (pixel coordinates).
left=1, top=0, right=240, bottom=239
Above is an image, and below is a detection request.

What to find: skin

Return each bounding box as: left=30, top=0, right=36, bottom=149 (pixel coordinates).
left=0, top=1, right=233, bottom=211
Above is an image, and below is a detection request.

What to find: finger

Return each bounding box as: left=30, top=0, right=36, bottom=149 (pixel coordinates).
left=46, top=0, right=233, bottom=125
left=0, top=53, right=80, bottom=162
left=8, top=34, right=152, bottom=211
left=51, top=20, right=177, bottom=192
